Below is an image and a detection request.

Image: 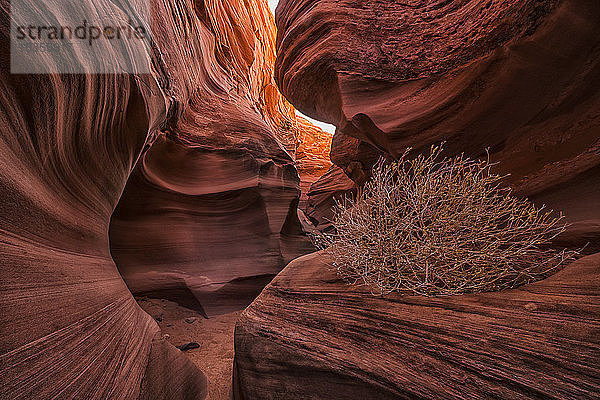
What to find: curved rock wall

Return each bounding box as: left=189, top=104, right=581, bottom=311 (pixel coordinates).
left=234, top=252, right=600, bottom=399
left=0, top=0, right=319, bottom=397
left=276, top=0, right=600, bottom=225
left=0, top=0, right=218, bottom=394
left=109, top=108, right=312, bottom=317
left=109, top=0, right=316, bottom=317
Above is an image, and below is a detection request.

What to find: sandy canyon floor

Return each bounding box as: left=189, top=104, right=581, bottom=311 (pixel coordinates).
left=137, top=298, right=239, bottom=400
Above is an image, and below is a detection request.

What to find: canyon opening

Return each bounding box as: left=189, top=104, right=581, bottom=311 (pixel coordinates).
left=1, top=1, right=599, bottom=400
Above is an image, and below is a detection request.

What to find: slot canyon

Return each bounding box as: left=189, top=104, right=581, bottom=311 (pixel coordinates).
left=1, top=0, right=599, bottom=399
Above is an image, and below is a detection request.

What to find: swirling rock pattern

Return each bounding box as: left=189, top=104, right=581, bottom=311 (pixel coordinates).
left=193, top=0, right=304, bottom=150
left=109, top=0, right=315, bottom=317
left=0, top=0, right=317, bottom=397
left=276, top=0, right=600, bottom=224
left=110, top=108, right=313, bottom=317
left=233, top=251, right=600, bottom=399
left=0, top=0, right=209, bottom=396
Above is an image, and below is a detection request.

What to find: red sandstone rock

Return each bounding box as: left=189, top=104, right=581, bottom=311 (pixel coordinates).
left=0, top=0, right=319, bottom=396
left=295, top=116, right=333, bottom=210
left=233, top=251, right=600, bottom=399
left=110, top=131, right=313, bottom=317
left=275, top=0, right=600, bottom=225
left=295, top=116, right=333, bottom=180
left=304, top=165, right=356, bottom=231
left=108, top=0, right=316, bottom=317
left=0, top=0, right=209, bottom=396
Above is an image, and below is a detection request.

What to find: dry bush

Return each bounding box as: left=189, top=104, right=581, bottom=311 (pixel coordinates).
left=316, top=145, right=577, bottom=296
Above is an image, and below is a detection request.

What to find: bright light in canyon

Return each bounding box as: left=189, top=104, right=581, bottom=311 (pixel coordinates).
left=268, top=0, right=278, bottom=13
left=268, top=0, right=336, bottom=135
left=296, top=111, right=336, bottom=135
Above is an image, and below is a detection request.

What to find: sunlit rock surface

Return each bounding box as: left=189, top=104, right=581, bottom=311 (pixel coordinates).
left=294, top=116, right=333, bottom=209
left=193, top=0, right=300, bottom=150
left=295, top=116, right=333, bottom=179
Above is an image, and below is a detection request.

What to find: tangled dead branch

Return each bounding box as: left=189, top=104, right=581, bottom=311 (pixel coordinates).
left=315, top=145, right=577, bottom=296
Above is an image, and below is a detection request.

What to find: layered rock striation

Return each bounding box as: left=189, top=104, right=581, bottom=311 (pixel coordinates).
left=0, top=0, right=320, bottom=397
left=275, top=0, right=600, bottom=226
left=234, top=252, right=600, bottom=399
left=0, top=0, right=212, bottom=395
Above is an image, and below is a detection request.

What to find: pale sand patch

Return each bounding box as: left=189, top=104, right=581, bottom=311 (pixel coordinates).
left=137, top=297, right=240, bottom=400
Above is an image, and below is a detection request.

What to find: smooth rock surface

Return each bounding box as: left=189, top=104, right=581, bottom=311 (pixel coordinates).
left=233, top=251, right=600, bottom=399
left=110, top=132, right=313, bottom=316
left=275, top=0, right=600, bottom=222
left=0, top=0, right=321, bottom=397
left=109, top=0, right=317, bottom=317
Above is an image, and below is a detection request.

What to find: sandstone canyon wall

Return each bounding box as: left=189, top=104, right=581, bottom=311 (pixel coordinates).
left=109, top=0, right=325, bottom=317
left=0, top=0, right=205, bottom=396
left=0, top=0, right=322, bottom=397
left=233, top=0, right=600, bottom=398
left=275, top=0, right=600, bottom=233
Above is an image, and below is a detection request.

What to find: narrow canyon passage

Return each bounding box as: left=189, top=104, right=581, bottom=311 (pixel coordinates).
left=1, top=0, right=599, bottom=399
left=103, top=0, right=334, bottom=397
left=0, top=0, right=330, bottom=397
